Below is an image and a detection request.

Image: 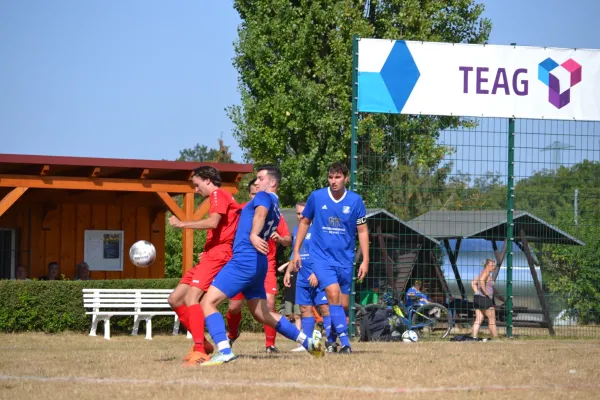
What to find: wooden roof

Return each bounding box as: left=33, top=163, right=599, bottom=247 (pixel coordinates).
left=0, top=153, right=253, bottom=185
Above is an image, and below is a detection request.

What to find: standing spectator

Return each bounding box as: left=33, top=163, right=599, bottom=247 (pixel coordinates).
left=471, top=259, right=498, bottom=339
left=15, top=265, right=28, bottom=280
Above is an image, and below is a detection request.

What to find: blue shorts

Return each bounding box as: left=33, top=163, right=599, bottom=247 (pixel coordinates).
left=295, top=274, right=328, bottom=306
left=211, top=253, right=268, bottom=300
left=313, top=264, right=352, bottom=295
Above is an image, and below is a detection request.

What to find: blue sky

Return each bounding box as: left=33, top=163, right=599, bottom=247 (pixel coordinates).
left=1, top=0, right=599, bottom=163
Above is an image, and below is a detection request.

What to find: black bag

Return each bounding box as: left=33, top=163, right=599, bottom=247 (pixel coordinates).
left=359, top=308, right=406, bottom=342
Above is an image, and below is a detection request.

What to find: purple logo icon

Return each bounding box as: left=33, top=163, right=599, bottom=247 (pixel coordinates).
left=538, top=57, right=582, bottom=109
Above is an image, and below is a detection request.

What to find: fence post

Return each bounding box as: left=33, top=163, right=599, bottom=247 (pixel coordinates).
left=506, top=49, right=516, bottom=336
left=350, top=34, right=359, bottom=338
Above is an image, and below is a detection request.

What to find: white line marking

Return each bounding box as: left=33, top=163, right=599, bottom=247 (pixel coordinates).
left=1, top=375, right=598, bottom=394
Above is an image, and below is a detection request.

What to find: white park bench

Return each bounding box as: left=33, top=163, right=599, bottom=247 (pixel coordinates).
left=82, top=288, right=190, bottom=340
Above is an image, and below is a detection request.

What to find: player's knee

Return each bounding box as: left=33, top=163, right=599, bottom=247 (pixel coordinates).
left=318, top=304, right=330, bottom=316
left=300, top=305, right=313, bottom=317
left=184, top=288, right=203, bottom=306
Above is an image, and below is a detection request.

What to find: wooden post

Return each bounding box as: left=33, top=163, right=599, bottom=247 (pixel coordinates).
left=491, top=239, right=508, bottom=282
left=519, top=228, right=555, bottom=336
left=182, top=193, right=195, bottom=275
left=0, top=187, right=28, bottom=218
left=443, top=238, right=466, bottom=300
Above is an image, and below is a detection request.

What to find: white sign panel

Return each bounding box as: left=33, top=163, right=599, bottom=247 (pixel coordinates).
left=84, top=230, right=124, bottom=271
left=357, top=39, right=600, bottom=121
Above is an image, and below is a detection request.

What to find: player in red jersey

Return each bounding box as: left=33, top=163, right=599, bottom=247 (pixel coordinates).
left=226, top=178, right=292, bottom=353
left=167, top=166, right=240, bottom=366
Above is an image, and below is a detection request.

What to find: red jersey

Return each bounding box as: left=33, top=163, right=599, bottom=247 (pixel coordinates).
left=267, top=215, right=290, bottom=268
left=203, top=189, right=240, bottom=252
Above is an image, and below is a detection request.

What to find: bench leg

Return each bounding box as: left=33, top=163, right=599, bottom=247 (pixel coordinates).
left=89, top=315, right=98, bottom=337
left=145, top=318, right=152, bottom=340
left=103, top=318, right=111, bottom=340
left=132, top=315, right=140, bottom=336
left=172, top=315, right=180, bottom=336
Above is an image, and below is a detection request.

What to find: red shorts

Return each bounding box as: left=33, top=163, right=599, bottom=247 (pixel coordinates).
left=178, top=245, right=232, bottom=291
left=229, top=264, right=278, bottom=300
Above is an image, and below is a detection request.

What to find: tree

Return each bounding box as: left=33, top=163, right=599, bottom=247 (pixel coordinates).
left=228, top=0, right=491, bottom=205
left=177, top=138, right=234, bottom=163
left=514, top=160, right=600, bottom=323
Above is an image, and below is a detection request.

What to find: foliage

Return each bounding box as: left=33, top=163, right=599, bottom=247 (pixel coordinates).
left=228, top=0, right=491, bottom=206
left=177, top=138, right=235, bottom=163
left=514, top=161, right=600, bottom=323
left=0, top=279, right=263, bottom=333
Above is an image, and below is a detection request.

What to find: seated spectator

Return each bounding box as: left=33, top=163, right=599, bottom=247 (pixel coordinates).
left=39, top=261, right=60, bottom=280
left=15, top=265, right=28, bottom=280
left=406, top=280, right=430, bottom=308
left=75, top=261, right=92, bottom=281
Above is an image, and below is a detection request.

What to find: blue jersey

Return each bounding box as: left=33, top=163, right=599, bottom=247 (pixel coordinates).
left=301, top=187, right=367, bottom=268
left=232, top=191, right=281, bottom=258
left=291, top=225, right=314, bottom=279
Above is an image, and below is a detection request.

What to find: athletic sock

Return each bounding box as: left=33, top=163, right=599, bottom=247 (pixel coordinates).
left=226, top=310, right=242, bottom=339
left=275, top=317, right=309, bottom=349
left=329, top=305, right=350, bottom=347
left=187, top=304, right=207, bottom=353
left=174, top=305, right=190, bottom=331
left=301, top=316, right=315, bottom=338
left=264, top=324, right=277, bottom=347
left=205, top=313, right=231, bottom=355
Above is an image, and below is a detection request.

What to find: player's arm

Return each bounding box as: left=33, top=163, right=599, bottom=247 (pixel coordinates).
left=290, top=217, right=311, bottom=271
left=271, top=217, right=292, bottom=247
left=356, top=218, right=370, bottom=281
left=168, top=213, right=222, bottom=230
left=249, top=205, right=269, bottom=255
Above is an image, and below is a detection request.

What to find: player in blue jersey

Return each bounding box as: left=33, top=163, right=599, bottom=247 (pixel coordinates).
left=284, top=201, right=332, bottom=350
left=290, top=162, right=369, bottom=354
left=199, top=165, right=325, bottom=366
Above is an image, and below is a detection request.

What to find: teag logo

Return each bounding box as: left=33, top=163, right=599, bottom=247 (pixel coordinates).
left=538, top=58, right=582, bottom=109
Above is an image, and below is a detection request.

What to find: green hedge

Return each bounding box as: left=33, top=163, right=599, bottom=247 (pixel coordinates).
left=0, top=279, right=263, bottom=334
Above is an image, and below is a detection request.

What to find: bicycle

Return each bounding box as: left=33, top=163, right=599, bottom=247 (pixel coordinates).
left=354, top=300, right=453, bottom=340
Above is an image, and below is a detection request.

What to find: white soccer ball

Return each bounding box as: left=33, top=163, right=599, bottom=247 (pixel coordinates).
left=129, top=240, right=156, bottom=267
left=402, top=330, right=419, bottom=342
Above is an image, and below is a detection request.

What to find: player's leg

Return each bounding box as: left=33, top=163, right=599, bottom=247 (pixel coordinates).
left=299, top=305, right=315, bottom=337
left=315, top=293, right=335, bottom=352
left=184, top=285, right=212, bottom=363
left=325, top=265, right=353, bottom=353
left=168, top=282, right=190, bottom=331
left=485, top=307, right=498, bottom=338
left=296, top=281, right=316, bottom=338
left=472, top=309, right=484, bottom=338
left=263, top=271, right=278, bottom=352
left=245, top=297, right=324, bottom=357
left=226, top=294, right=244, bottom=345
left=200, top=260, right=254, bottom=366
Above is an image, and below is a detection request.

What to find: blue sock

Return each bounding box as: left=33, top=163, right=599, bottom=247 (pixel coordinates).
left=275, top=317, right=309, bottom=349
left=205, top=313, right=231, bottom=355
left=301, top=316, right=315, bottom=338
left=322, top=315, right=334, bottom=342
left=329, top=305, right=350, bottom=348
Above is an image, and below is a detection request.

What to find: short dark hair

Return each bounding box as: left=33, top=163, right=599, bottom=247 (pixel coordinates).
left=296, top=201, right=306, bottom=207
left=48, top=261, right=59, bottom=268
left=328, top=162, right=349, bottom=177
left=247, top=178, right=257, bottom=193
left=256, top=164, right=281, bottom=185
left=192, top=166, right=222, bottom=187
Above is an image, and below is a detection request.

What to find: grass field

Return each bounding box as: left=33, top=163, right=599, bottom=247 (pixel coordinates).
left=1, top=332, right=599, bottom=399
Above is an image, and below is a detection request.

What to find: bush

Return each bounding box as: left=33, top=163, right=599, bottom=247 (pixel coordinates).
left=0, top=279, right=263, bottom=334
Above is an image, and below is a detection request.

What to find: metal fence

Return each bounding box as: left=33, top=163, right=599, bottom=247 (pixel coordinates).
left=351, top=114, right=600, bottom=338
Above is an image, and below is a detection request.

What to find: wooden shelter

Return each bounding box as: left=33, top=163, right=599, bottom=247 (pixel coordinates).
left=407, top=210, right=585, bottom=335
left=0, top=154, right=252, bottom=280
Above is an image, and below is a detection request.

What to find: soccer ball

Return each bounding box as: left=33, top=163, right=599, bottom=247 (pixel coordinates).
left=129, top=240, right=156, bottom=267
left=402, top=330, right=419, bottom=342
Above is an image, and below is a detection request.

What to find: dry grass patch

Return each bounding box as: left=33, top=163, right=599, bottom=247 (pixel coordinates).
left=1, top=332, right=599, bottom=399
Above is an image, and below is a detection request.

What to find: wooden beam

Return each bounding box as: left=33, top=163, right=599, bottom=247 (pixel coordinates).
left=0, top=187, right=28, bottom=218
left=155, top=192, right=185, bottom=221
left=491, top=239, right=508, bottom=281
left=40, top=165, right=50, bottom=176
left=193, top=198, right=210, bottom=219
left=0, top=174, right=236, bottom=193
left=519, top=228, right=555, bottom=336
left=443, top=238, right=466, bottom=300
left=182, top=193, right=195, bottom=275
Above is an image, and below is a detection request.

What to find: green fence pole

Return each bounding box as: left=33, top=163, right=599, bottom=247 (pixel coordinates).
left=350, top=34, right=359, bottom=338
left=506, top=45, right=516, bottom=337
